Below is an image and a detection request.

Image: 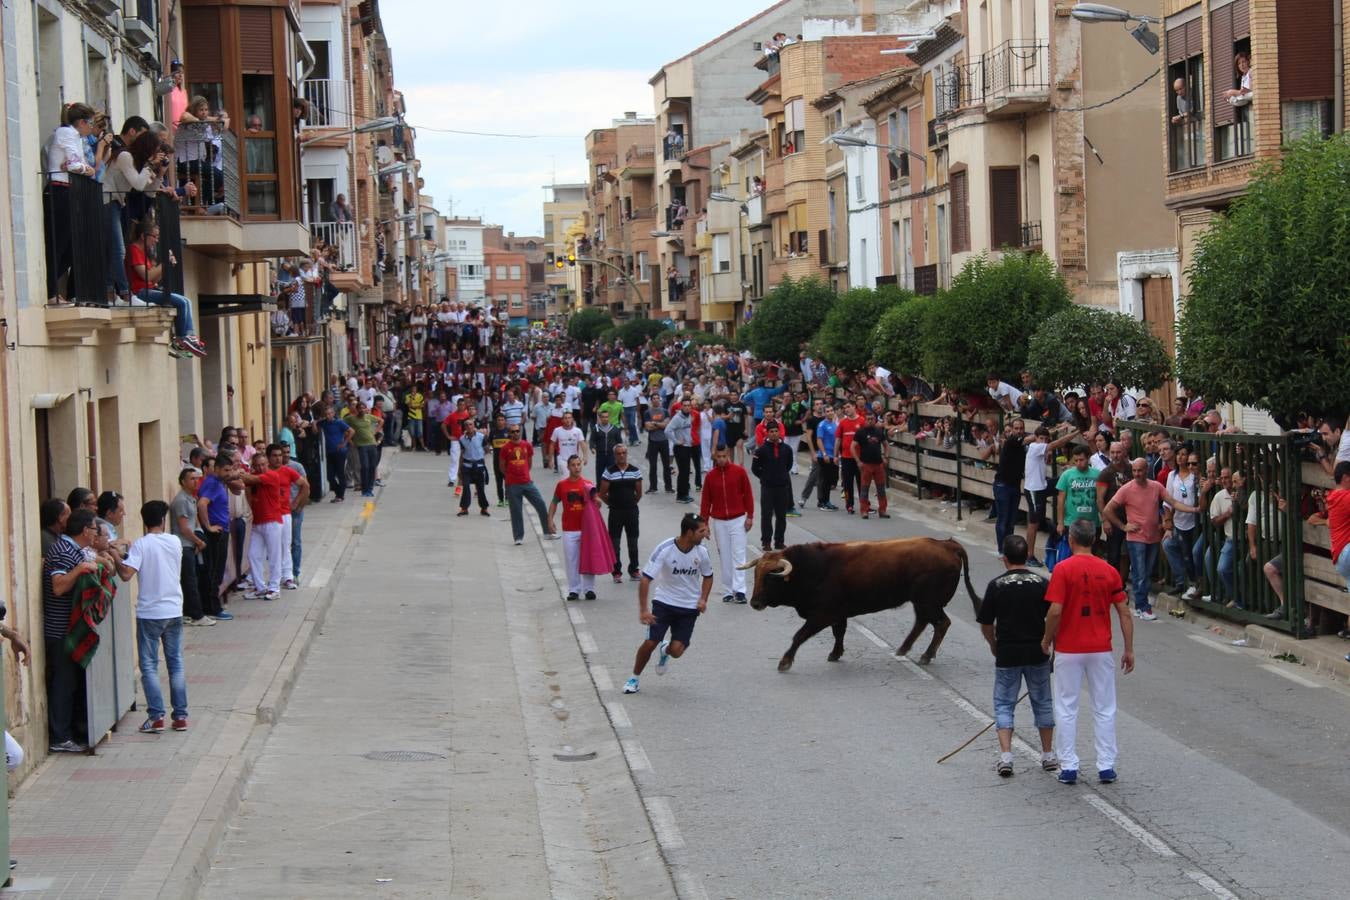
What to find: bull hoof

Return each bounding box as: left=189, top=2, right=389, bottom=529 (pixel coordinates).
left=894, top=648, right=909, bottom=658
left=827, top=650, right=843, bottom=662
left=777, top=657, right=794, bottom=672
left=917, top=654, right=934, bottom=666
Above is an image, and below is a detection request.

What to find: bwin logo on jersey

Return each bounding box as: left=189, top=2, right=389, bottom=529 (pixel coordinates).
left=669, top=565, right=702, bottom=576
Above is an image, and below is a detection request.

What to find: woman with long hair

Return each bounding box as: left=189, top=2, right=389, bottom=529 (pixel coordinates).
left=43, top=102, right=98, bottom=303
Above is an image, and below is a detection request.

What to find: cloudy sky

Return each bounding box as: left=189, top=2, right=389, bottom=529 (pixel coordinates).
left=380, top=0, right=774, bottom=236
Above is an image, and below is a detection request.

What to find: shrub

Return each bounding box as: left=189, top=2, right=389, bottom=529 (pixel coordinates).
left=870, top=294, right=932, bottom=377
left=1026, top=305, right=1172, bottom=393
left=747, top=276, right=835, bottom=363
left=814, top=286, right=910, bottom=370
left=567, top=307, right=613, bottom=343
left=615, top=317, right=668, bottom=349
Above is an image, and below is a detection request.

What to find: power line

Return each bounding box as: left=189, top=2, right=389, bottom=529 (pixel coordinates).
left=1054, top=67, right=1161, bottom=113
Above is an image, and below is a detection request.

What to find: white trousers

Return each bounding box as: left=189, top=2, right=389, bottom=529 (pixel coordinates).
left=711, top=515, right=748, bottom=597
left=561, top=530, right=594, bottom=594
left=5, top=730, right=23, bottom=772
left=783, top=434, right=800, bottom=472
left=281, top=513, right=294, bottom=583
left=447, top=440, right=462, bottom=483
left=1053, top=650, right=1118, bottom=773
left=248, top=521, right=286, bottom=592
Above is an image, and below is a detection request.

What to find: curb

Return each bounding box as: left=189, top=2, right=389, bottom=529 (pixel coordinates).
left=153, top=501, right=368, bottom=900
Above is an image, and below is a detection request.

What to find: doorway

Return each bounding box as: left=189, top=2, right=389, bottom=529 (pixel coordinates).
left=1141, top=276, right=1176, bottom=414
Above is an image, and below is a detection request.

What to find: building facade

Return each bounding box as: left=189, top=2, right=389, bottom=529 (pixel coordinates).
left=542, top=183, right=586, bottom=320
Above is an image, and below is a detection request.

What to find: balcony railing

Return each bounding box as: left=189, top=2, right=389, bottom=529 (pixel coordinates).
left=746, top=194, right=765, bottom=226
left=1170, top=114, right=1206, bottom=172
left=984, top=40, right=1050, bottom=113
left=1215, top=102, right=1254, bottom=162
left=663, top=135, right=686, bottom=162
left=1020, top=220, right=1042, bottom=249
left=935, top=58, right=986, bottom=118
left=311, top=221, right=356, bottom=270
left=626, top=146, right=655, bottom=164
left=175, top=123, right=241, bottom=218
left=303, top=78, right=344, bottom=128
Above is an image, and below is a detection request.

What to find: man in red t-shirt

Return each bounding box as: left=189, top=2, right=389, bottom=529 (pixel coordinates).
left=1323, top=463, right=1350, bottom=619
left=441, top=398, right=473, bottom=488
left=235, top=444, right=307, bottom=598
left=1041, top=518, right=1134, bottom=785
left=500, top=424, right=555, bottom=545
left=549, top=455, right=595, bottom=601
left=125, top=221, right=207, bottom=357
left=834, top=401, right=865, bottom=514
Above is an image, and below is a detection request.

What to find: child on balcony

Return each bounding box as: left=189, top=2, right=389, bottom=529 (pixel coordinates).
left=125, top=218, right=207, bottom=358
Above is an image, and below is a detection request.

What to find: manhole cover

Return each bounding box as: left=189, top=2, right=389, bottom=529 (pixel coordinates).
left=363, top=750, right=446, bottom=762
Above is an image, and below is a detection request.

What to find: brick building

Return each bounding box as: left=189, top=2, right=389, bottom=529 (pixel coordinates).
left=483, top=247, right=530, bottom=325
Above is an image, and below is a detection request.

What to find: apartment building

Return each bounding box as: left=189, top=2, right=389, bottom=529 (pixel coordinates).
left=542, top=183, right=586, bottom=319
left=483, top=247, right=529, bottom=324
left=692, top=146, right=755, bottom=331
left=581, top=115, right=658, bottom=320
left=442, top=217, right=487, bottom=306
left=484, top=227, right=549, bottom=320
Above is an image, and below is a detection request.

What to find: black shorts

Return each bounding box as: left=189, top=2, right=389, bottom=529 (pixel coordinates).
left=1023, top=488, right=1051, bottom=526
left=725, top=427, right=745, bottom=446
left=647, top=599, right=700, bottom=646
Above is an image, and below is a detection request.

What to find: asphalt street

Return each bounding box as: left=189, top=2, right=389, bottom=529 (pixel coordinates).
left=204, top=446, right=1350, bottom=899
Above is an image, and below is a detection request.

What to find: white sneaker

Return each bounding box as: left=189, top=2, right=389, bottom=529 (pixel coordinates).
left=623, top=676, right=639, bottom=694
left=129, top=295, right=148, bottom=307
left=244, top=589, right=267, bottom=600
left=1201, top=594, right=1213, bottom=604
left=282, top=579, right=298, bottom=590
left=186, top=616, right=216, bottom=627
left=1138, top=610, right=1159, bottom=621
left=655, top=639, right=671, bottom=675
left=263, top=591, right=281, bottom=601
left=1181, top=586, right=1200, bottom=601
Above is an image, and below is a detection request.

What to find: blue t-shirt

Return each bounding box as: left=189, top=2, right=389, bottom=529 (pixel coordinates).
left=199, top=475, right=230, bottom=528
left=816, top=419, right=838, bottom=458
left=319, top=418, right=352, bottom=453
left=710, top=418, right=728, bottom=450
left=744, top=384, right=786, bottom=419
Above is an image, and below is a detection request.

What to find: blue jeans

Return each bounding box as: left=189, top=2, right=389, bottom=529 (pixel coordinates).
left=357, top=444, right=379, bottom=494
left=994, top=660, right=1054, bottom=730
left=137, top=617, right=187, bottom=721
left=993, top=481, right=1022, bottom=554
left=106, top=202, right=128, bottom=293
left=290, top=506, right=304, bottom=579
left=137, top=288, right=193, bottom=338
left=1126, top=541, right=1160, bottom=611
left=1214, top=538, right=1236, bottom=599
left=506, top=482, right=550, bottom=541
left=623, top=407, right=639, bottom=443
left=1162, top=525, right=1197, bottom=589
left=1336, top=544, right=1350, bottom=589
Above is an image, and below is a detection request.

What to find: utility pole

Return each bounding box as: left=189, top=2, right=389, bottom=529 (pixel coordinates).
left=578, top=256, right=647, bottom=319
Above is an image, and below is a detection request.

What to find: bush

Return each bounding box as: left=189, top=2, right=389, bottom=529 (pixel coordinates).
left=1026, top=306, right=1172, bottom=393
left=656, top=329, right=728, bottom=348
left=567, top=308, right=613, bottom=343
left=922, top=253, right=1073, bottom=391
left=1177, top=136, right=1350, bottom=425
left=870, top=294, right=932, bottom=377
left=747, top=276, right=835, bottom=363
left=814, top=286, right=910, bottom=370
left=615, top=317, right=668, bottom=349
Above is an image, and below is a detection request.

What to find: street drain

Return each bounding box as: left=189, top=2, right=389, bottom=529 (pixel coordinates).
left=363, top=750, right=446, bottom=762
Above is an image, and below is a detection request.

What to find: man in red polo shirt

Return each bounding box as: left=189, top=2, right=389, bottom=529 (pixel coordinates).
left=501, top=422, right=555, bottom=546
left=700, top=443, right=754, bottom=603
left=441, top=397, right=474, bottom=489
left=234, top=445, right=307, bottom=600
left=835, top=401, right=866, bottom=514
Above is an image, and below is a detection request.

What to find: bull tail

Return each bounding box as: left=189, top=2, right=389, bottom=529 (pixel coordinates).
left=955, top=541, right=981, bottom=617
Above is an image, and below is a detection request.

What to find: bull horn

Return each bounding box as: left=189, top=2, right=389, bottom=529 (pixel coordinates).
left=735, top=559, right=759, bottom=571
left=770, top=558, right=793, bottom=577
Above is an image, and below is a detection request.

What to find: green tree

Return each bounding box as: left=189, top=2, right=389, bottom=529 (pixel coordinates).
left=567, top=308, right=613, bottom=343
left=656, top=329, right=728, bottom=348
left=1177, top=136, right=1350, bottom=425
left=870, top=294, right=932, bottom=377
left=747, top=277, right=835, bottom=363
left=922, top=252, right=1073, bottom=390
left=615, top=317, right=668, bottom=349
left=814, top=286, right=910, bottom=370
left=1027, top=306, right=1172, bottom=393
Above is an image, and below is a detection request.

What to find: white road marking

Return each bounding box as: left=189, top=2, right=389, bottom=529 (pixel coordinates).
left=576, top=631, right=598, bottom=655
left=643, top=796, right=685, bottom=850
left=590, top=665, right=613, bottom=693
left=852, top=622, right=891, bottom=650
left=939, top=688, right=991, bottom=725
left=620, top=738, right=651, bottom=771
left=566, top=607, right=586, bottom=626
left=308, top=566, right=332, bottom=589
left=1082, top=795, right=1178, bottom=858
left=1186, top=633, right=1243, bottom=655
left=896, top=655, right=935, bottom=681
left=605, top=701, right=632, bottom=729
left=1259, top=664, right=1322, bottom=688
left=674, top=869, right=711, bottom=900
left=1186, top=871, right=1239, bottom=900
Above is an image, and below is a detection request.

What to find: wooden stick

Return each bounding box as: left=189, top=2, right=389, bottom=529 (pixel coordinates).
left=936, top=690, right=1029, bottom=764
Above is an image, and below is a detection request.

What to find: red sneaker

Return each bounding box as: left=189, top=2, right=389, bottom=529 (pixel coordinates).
left=171, top=718, right=189, bottom=732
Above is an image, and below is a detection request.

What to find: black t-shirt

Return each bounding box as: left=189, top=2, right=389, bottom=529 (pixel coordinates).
left=726, top=401, right=747, bottom=433
left=803, top=414, right=822, bottom=450
left=995, top=434, right=1027, bottom=487
left=782, top=401, right=805, bottom=437
left=853, top=424, right=887, bottom=464
left=976, top=569, right=1051, bottom=667
left=602, top=464, right=643, bottom=509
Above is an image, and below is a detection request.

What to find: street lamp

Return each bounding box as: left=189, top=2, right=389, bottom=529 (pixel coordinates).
left=1070, top=3, right=1161, bottom=54
left=377, top=162, right=409, bottom=178
left=300, top=115, right=400, bottom=148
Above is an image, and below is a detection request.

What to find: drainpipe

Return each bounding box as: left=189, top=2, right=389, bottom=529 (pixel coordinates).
left=1335, top=0, right=1345, bottom=134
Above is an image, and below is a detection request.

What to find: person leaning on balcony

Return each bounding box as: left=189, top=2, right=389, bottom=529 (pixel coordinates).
left=1222, top=52, right=1253, bottom=103
left=332, top=193, right=353, bottom=223
left=176, top=96, right=229, bottom=201
left=1170, top=78, right=1195, bottom=124
left=125, top=218, right=208, bottom=358
left=42, top=102, right=98, bottom=305
left=105, top=130, right=170, bottom=304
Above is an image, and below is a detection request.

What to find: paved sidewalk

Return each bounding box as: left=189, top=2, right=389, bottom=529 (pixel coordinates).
left=4, top=481, right=369, bottom=899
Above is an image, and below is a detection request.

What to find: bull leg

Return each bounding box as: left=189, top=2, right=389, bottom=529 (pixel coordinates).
left=780, top=617, right=833, bottom=672
left=827, top=619, right=847, bottom=662
left=918, top=611, right=952, bottom=665
left=895, top=617, right=928, bottom=658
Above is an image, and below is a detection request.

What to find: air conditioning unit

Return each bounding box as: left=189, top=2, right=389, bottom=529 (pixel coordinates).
left=86, top=0, right=122, bottom=17
left=122, top=14, right=156, bottom=49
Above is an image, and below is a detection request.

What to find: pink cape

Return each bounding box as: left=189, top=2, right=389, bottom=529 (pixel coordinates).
left=579, top=493, right=618, bottom=575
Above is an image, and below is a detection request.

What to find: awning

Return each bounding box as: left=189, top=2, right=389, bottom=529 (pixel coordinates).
left=199, top=294, right=274, bottom=317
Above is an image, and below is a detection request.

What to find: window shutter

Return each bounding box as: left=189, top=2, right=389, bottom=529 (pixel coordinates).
left=1187, top=20, right=1203, bottom=58
left=817, top=229, right=830, bottom=265
left=989, top=168, right=1020, bottom=249
left=1277, top=0, right=1335, bottom=101
left=950, top=169, right=969, bottom=253
left=1231, top=0, right=1250, bottom=39
left=240, top=7, right=275, bottom=73
left=183, top=8, right=222, bottom=81
left=1210, top=6, right=1235, bottom=126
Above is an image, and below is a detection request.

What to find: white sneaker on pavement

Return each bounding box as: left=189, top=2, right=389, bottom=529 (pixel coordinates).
left=1182, top=586, right=1200, bottom=601
left=655, top=639, right=671, bottom=675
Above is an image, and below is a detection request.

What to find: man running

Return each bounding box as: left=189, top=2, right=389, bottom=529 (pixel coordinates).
left=623, top=513, right=714, bottom=694
left=551, top=411, right=587, bottom=471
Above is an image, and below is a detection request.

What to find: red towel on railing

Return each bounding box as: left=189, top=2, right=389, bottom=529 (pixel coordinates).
left=65, top=563, right=117, bottom=668
left=579, top=495, right=618, bottom=576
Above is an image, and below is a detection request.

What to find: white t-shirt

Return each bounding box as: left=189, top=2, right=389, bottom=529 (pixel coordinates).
left=988, top=381, right=1022, bottom=408
left=551, top=425, right=584, bottom=462
left=618, top=385, right=642, bottom=407
left=1209, top=488, right=1234, bottom=539
left=564, top=384, right=581, bottom=411
left=1023, top=440, right=1049, bottom=492
left=1337, top=429, right=1350, bottom=463
left=1166, top=470, right=1198, bottom=530
left=357, top=386, right=376, bottom=408
left=642, top=537, right=714, bottom=609
left=123, top=532, right=184, bottom=620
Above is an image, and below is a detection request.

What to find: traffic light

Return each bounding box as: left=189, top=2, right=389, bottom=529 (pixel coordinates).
left=545, top=251, right=555, bottom=266
left=567, top=252, right=577, bottom=267
left=554, top=257, right=565, bottom=270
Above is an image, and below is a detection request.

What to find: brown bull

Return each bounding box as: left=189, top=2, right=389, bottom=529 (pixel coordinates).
left=738, top=537, right=980, bottom=672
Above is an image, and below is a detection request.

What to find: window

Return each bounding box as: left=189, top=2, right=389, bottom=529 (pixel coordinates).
left=509, top=265, right=522, bottom=280
left=495, top=265, right=507, bottom=280
left=784, top=99, right=805, bottom=155
left=637, top=251, right=649, bottom=281
left=887, top=112, right=900, bottom=179
left=1165, top=19, right=1206, bottom=170
left=787, top=203, right=808, bottom=255
left=989, top=168, right=1019, bottom=249
left=949, top=169, right=970, bottom=253
left=1210, top=3, right=1252, bottom=161
left=1277, top=0, right=1335, bottom=143
left=853, top=174, right=865, bottom=204
left=511, top=293, right=523, bottom=310
left=713, top=234, right=732, bottom=273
